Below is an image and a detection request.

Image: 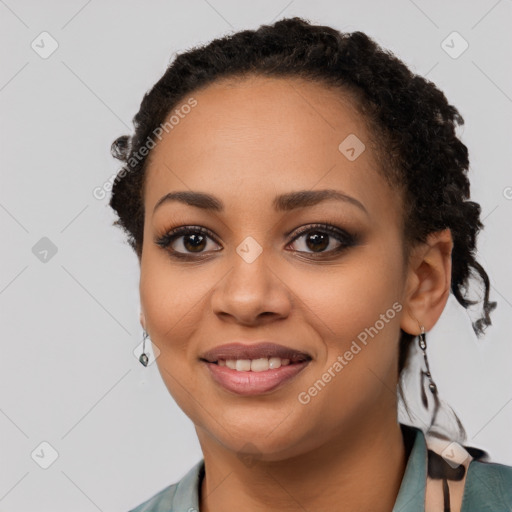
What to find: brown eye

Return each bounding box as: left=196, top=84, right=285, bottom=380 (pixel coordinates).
left=155, top=226, right=221, bottom=256
left=180, top=233, right=207, bottom=253
left=302, top=231, right=330, bottom=252
left=288, top=224, right=356, bottom=255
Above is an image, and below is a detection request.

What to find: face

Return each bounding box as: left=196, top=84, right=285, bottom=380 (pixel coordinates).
left=139, top=76, right=411, bottom=460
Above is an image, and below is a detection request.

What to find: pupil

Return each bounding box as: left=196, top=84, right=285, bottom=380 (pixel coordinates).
left=307, top=232, right=328, bottom=252
left=185, top=234, right=206, bottom=252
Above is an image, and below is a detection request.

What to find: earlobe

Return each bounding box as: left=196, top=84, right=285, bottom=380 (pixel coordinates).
left=400, top=228, right=453, bottom=335
left=140, top=311, right=146, bottom=331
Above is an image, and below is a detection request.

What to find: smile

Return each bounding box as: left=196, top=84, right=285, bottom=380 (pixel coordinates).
left=199, top=341, right=312, bottom=395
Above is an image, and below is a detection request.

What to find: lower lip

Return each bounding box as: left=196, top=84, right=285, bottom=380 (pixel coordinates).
left=203, top=361, right=310, bottom=396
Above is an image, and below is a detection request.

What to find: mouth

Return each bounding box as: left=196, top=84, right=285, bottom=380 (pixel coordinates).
left=199, top=342, right=312, bottom=366
left=199, top=342, right=312, bottom=395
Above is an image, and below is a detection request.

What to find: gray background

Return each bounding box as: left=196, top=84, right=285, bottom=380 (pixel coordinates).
left=1, top=0, right=511, bottom=510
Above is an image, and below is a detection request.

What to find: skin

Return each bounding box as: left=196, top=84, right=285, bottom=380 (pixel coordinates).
left=138, top=75, right=453, bottom=512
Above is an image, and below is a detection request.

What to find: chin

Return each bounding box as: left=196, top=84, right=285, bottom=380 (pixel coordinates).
left=203, top=419, right=313, bottom=460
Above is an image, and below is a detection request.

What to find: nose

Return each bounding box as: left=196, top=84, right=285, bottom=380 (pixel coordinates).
left=210, top=249, right=292, bottom=326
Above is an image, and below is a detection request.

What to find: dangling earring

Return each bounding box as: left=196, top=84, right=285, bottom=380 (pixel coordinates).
left=139, top=330, right=149, bottom=367
left=417, top=324, right=468, bottom=443
left=418, top=325, right=440, bottom=428
left=418, top=325, right=437, bottom=395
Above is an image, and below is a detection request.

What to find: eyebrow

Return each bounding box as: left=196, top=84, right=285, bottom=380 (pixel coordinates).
left=152, top=189, right=368, bottom=216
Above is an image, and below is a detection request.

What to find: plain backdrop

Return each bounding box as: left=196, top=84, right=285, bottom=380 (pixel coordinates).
left=1, top=1, right=511, bottom=511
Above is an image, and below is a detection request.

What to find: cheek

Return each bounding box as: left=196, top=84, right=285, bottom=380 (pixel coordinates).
left=296, top=252, right=404, bottom=342
left=292, top=271, right=403, bottom=433
left=295, top=244, right=405, bottom=408
left=140, top=253, right=203, bottom=330
left=139, top=258, right=199, bottom=360
left=140, top=261, right=210, bottom=423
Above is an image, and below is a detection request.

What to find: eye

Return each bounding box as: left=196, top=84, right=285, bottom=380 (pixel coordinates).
left=155, top=226, right=221, bottom=258
left=155, top=222, right=357, bottom=260
left=287, top=223, right=356, bottom=255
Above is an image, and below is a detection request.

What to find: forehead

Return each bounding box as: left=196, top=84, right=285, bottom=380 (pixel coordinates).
left=144, top=75, right=399, bottom=222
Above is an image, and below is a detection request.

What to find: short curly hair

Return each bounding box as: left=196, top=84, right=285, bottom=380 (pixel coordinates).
left=109, top=17, right=496, bottom=399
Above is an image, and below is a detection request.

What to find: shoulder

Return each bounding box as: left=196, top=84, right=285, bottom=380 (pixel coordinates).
left=127, top=459, right=204, bottom=512
left=462, top=457, right=512, bottom=509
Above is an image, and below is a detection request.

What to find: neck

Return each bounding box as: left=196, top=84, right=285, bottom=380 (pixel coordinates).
left=198, top=416, right=407, bottom=512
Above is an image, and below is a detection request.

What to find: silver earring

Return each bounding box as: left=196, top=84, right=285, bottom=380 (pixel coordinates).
left=418, top=325, right=441, bottom=430
left=139, top=330, right=149, bottom=367
left=418, top=325, right=437, bottom=395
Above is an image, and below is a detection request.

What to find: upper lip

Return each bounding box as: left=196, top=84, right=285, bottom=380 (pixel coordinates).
left=199, top=342, right=312, bottom=363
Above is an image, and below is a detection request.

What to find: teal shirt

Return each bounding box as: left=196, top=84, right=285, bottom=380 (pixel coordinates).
left=128, top=425, right=512, bottom=511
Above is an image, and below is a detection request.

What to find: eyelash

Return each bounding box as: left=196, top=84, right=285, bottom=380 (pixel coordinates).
left=154, top=223, right=357, bottom=261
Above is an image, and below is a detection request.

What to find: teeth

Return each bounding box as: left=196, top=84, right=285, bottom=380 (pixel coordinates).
left=235, top=359, right=251, bottom=371
left=219, top=357, right=293, bottom=371
left=251, top=358, right=269, bottom=372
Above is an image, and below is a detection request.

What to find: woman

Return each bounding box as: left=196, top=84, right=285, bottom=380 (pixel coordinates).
left=109, top=17, right=512, bottom=512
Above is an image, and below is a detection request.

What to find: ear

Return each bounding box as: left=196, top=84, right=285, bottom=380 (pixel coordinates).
left=140, top=310, right=146, bottom=331
left=400, top=228, right=453, bottom=335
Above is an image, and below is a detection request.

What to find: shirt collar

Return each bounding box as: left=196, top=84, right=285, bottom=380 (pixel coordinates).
left=171, top=457, right=204, bottom=511
left=173, top=424, right=427, bottom=512
left=392, top=424, right=427, bottom=511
